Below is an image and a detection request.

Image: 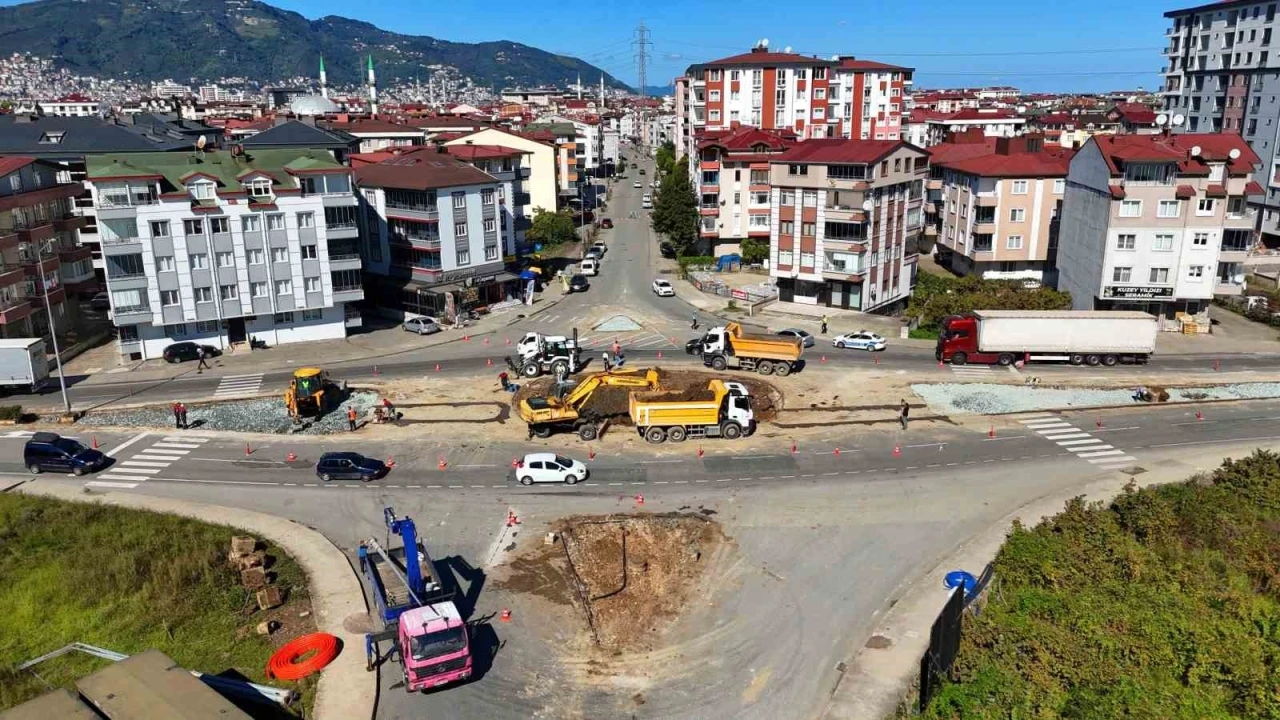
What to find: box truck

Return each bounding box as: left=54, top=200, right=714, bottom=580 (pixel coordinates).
left=0, top=338, right=49, bottom=393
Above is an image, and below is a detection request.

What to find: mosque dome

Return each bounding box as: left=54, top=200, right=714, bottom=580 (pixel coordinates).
left=290, top=95, right=339, bottom=116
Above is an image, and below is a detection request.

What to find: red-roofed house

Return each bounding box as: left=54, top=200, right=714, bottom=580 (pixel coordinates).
left=321, top=118, right=426, bottom=154
left=1106, top=103, right=1159, bottom=134
left=765, top=139, right=929, bottom=311
left=924, top=109, right=1026, bottom=145
left=692, top=127, right=797, bottom=253
left=1058, top=132, right=1260, bottom=326
left=927, top=135, right=1074, bottom=284
left=443, top=127, right=559, bottom=231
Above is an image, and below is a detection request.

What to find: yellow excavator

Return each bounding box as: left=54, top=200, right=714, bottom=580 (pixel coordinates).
left=285, top=367, right=336, bottom=424
left=518, top=368, right=661, bottom=440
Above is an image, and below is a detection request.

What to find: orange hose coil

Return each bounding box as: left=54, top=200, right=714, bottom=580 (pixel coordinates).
left=266, top=632, right=341, bottom=680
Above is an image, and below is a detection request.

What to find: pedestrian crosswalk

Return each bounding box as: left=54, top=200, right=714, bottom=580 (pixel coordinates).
left=91, top=434, right=208, bottom=488
left=213, top=373, right=265, bottom=399
left=950, top=365, right=995, bottom=379
left=1018, top=415, right=1137, bottom=469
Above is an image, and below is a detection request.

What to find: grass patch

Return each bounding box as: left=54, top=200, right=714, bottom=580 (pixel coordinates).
left=0, top=494, right=315, bottom=714
left=920, top=450, right=1280, bottom=719
left=908, top=326, right=939, bottom=340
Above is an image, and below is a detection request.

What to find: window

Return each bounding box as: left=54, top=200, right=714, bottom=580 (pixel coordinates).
left=1197, top=197, right=1216, bottom=216
left=155, top=256, right=175, bottom=272
left=242, top=215, right=261, bottom=233
left=485, top=244, right=500, bottom=261
left=1188, top=265, right=1205, bottom=280
left=709, top=109, right=721, bottom=122
left=189, top=253, right=208, bottom=270
left=168, top=323, right=187, bottom=338
left=1009, top=208, right=1026, bottom=222
left=1011, top=180, right=1029, bottom=194
left=193, top=286, right=213, bottom=303
left=456, top=248, right=471, bottom=266
left=300, top=245, right=317, bottom=260
left=801, top=222, right=816, bottom=236
left=266, top=214, right=285, bottom=231
left=245, top=178, right=272, bottom=198
left=1006, top=235, right=1024, bottom=250
left=301, top=308, right=323, bottom=321
left=788, top=164, right=809, bottom=176
left=1149, top=267, right=1170, bottom=283
left=481, top=188, right=495, bottom=206
left=813, top=67, right=826, bottom=80
left=297, top=212, right=315, bottom=228
left=219, top=285, right=237, bottom=300
left=216, top=251, right=234, bottom=268
left=1116, top=234, right=1136, bottom=250
left=781, top=220, right=794, bottom=235
left=483, top=218, right=496, bottom=233
left=802, top=190, right=817, bottom=206
left=452, top=191, right=465, bottom=209
left=271, top=247, right=289, bottom=263
left=275, top=279, right=292, bottom=295
left=1152, top=233, right=1174, bottom=251
left=251, top=281, right=268, bottom=298
left=778, top=250, right=793, bottom=266
left=190, top=181, right=215, bottom=201
left=195, top=320, right=218, bottom=334
left=1112, top=266, right=1132, bottom=282
left=455, top=222, right=468, bottom=237
left=1192, top=231, right=1210, bottom=247
left=1119, top=199, right=1142, bottom=217
left=183, top=218, right=204, bottom=236
left=709, top=90, right=721, bottom=102
left=779, top=190, right=795, bottom=204
left=209, top=217, right=229, bottom=234
left=800, top=251, right=816, bottom=267
left=304, top=277, right=321, bottom=293
left=160, top=290, right=179, bottom=306
left=814, top=88, right=826, bottom=100
left=150, top=220, right=170, bottom=237
left=274, top=312, right=294, bottom=324
left=248, top=249, right=264, bottom=265
left=1157, top=199, right=1180, bottom=218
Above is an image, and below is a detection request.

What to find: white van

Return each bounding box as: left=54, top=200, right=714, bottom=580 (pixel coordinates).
left=580, top=258, right=599, bottom=276
left=641, top=194, right=652, bottom=209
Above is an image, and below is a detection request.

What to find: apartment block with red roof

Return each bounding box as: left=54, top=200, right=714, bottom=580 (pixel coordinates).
left=924, top=109, right=1026, bottom=146
left=692, top=127, right=797, bottom=254
left=767, top=139, right=929, bottom=311
left=1058, top=132, right=1260, bottom=327
left=927, top=134, right=1074, bottom=286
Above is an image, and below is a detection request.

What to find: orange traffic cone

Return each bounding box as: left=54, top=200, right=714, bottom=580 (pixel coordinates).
left=245, top=443, right=252, bottom=457
left=286, top=451, right=297, bottom=462
left=791, top=441, right=797, bottom=454
left=435, top=363, right=441, bottom=372
left=657, top=350, right=663, bottom=358
left=500, top=608, right=511, bottom=622
left=484, top=337, right=490, bottom=345
left=588, top=447, right=597, bottom=460
left=892, top=445, right=901, bottom=457
left=697, top=445, right=704, bottom=458
left=634, top=494, right=645, bottom=505
left=834, top=447, right=841, bottom=456
left=486, top=358, right=493, bottom=366
left=506, top=510, right=519, bottom=526
left=511, top=457, right=519, bottom=468
left=1196, top=410, right=1204, bottom=420
left=386, top=457, right=396, bottom=468
left=988, top=425, right=995, bottom=438
left=438, top=455, right=447, bottom=469
left=91, top=434, right=99, bottom=449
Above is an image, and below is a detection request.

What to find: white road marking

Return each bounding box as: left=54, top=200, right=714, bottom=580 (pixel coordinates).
left=112, top=460, right=170, bottom=467
left=113, top=466, right=163, bottom=474
left=96, top=473, right=152, bottom=482
left=86, top=480, right=138, bottom=489
left=1041, top=432, right=1092, bottom=440
left=151, top=442, right=202, bottom=449
left=1076, top=448, right=1125, bottom=458
left=103, top=431, right=149, bottom=457
left=1056, top=439, right=1105, bottom=447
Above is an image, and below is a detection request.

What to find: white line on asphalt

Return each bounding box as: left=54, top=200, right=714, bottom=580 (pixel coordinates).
left=1147, top=434, right=1280, bottom=449
left=96, top=474, right=151, bottom=482
left=1076, top=448, right=1125, bottom=458
left=1172, top=420, right=1217, bottom=426
left=191, top=457, right=285, bottom=465
left=1037, top=427, right=1081, bottom=435
left=151, top=442, right=202, bottom=449
left=640, top=459, right=685, bottom=464
left=1091, top=456, right=1137, bottom=465
left=717, top=478, right=732, bottom=482
left=1056, top=439, right=1105, bottom=446
left=906, top=442, right=945, bottom=448
left=1023, top=420, right=1070, bottom=428
left=162, top=436, right=208, bottom=443
left=131, top=454, right=187, bottom=461
left=453, top=464, right=498, bottom=468
left=113, top=460, right=170, bottom=467
left=86, top=481, right=138, bottom=488
left=104, top=432, right=149, bottom=457
left=1092, top=426, right=1141, bottom=433
left=1068, top=444, right=1115, bottom=453
left=1040, top=432, right=1092, bottom=440
left=654, top=481, right=668, bottom=484
left=113, top=466, right=162, bottom=474
left=1016, top=414, right=1055, bottom=421
left=982, top=435, right=1026, bottom=442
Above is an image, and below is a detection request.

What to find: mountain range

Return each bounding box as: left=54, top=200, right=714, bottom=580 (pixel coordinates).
left=0, top=0, right=629, bottom=91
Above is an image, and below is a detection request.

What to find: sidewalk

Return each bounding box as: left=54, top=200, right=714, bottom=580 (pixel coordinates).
left=818, top=440, right=1280, bottom=720
left=14, top=482, right=376, bottom=720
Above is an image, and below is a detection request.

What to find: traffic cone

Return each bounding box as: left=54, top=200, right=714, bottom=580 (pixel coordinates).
left=657, top=350, right=663, bottom=358
left=486, top=358, right=493, bottom=366
left=511, top=457, right=519, bottom=468
left=988, top=425, right=995, bottom=438
left=500, top=608, right=511, bottom=622
left=372, top=365, right=380, bottom=376
left=1096, top=418, right=1104, bottom=429
left=697, top=445, right=704, bottom=458
left=588, top=447, right=596, bottom=460
left=463, top=334, right=470, bottom=342
left=892, top=444, right=901, bottom=457
left=438, top=455, right=447, bottom=469
left=1214, top=359, right=1220, bottom=372
left=820, top=355, right=828, bottom=364
left=506, top=510, right=519, bottom=527
left=1196, top=410, right=1204, bottom=421
left=834, top=447, right=841, bottom=456
left=484, top=337, right=490, bottom=345
left=873, top=355, right=879, bottom=365
left=791, top=441, right=797, bottom=454
left=505, top=337, right=511, bottom=345
left=938, top=359, right=944, bottom=368
left=634, top=494, right=645, bottom=505
left=434, top=363, right=441, bottom=372
left=286, top=451, right=297, bottom=462
left=91, top=434, right=99, bottom=449
left=386, top=457, right=396, bottom=468
left=245, top=443, right=252, bottom=457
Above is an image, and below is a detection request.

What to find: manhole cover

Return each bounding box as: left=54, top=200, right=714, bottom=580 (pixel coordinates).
left=593, top=315, right=643, bottom=332
left=865, top=635, right=893, bottom=649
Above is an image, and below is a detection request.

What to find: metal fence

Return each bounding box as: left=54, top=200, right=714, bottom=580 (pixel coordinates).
left=917, top=562, right=995, bottom=712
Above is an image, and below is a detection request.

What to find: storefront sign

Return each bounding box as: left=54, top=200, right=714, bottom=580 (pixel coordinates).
left=731, top=288, right=748, bottom=300
left=1102, top=285, right=1174, bottom=300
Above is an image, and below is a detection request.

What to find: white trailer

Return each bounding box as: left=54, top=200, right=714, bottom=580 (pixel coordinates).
left=0, top=338, right=49, bottom=393
left=937, top=311, right=1158, bottom=367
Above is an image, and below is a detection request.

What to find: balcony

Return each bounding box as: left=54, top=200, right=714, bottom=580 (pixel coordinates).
left=700, top=204, right=719, bottom=216
left=15, top=219, right=54, bottom=244
left=0, top=297, right=32, bottom=325
left=924, top=225, right=938, bottom=237
left=328, top=252, right=362, bottom=271
left=825, top=205, right=867, bottom=223
left=0, top=266, right=24, bottom=288
left=111, top=303, right=152, bottom=320
left=58, top=244, right=93, bottom=263
left=974, top=194, right=999, bottom=208
left=385, top=203, right=439, bottom=221
left=1220, top=230, right=1253, bottom=261
left=972, top=220, right=996, bottom=234
left=824, top=237, right=867, bottom=253
left=332, top=284, right=365, bottom=302
left=101, top=235, right=144, bottom=255
left=53, top=213, right=89, bottom=232
left=926, top=178, right=943, bottom=191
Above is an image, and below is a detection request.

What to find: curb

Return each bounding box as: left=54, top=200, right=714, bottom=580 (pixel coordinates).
left=14, top=484, right=376, bottom=720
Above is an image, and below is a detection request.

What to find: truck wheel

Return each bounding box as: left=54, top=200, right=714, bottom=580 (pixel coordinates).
left=997, top=353, right=1014, bottom=366
left=667, top=426, right=687, bottom=442
left=645, top=426, right=667, bottom=444
left=710, top=356, right=728, bottom=371
left=1085, top=354, right=1101, bottom=366
left=1069, top=354, right=1085, bottom=365
left=578, top=424, right=598, bottom=441
left=756, top=360, right=774, bottom=376
left=533, top=425, right=553, bottom=439
left=774, top=362, right=791, bottom=377
left=551, top=360, right=569, bottom=377
left=522, top=363, right=541, bottom=378
left=951, top=352, right=967, bottom=366
left=1102, top=355, right=1118, bottom=367
left=720, top=421, right=743, bottom=440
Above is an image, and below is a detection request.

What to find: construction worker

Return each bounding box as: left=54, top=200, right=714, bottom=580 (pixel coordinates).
left=347, top=406, right=358, bottom=432
left=172, top=401, right=182, bottom=430
left=612, top=339, right=621, bottom=358
left=821, top=314, right=829, bottom=335
left=178, top=402, right=189, bottom=430
left=899, top=399, right=910, bottom=430
left=601, top=352, right=612, bottom=372
left=382, top=397, right=396, bottom=422
left=499, top=371, right=511, bottom=392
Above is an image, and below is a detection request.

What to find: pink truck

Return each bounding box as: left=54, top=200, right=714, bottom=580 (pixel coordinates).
left=397, top=603, right=471, bottom=690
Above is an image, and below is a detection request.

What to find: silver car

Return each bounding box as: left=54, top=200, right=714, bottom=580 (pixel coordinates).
left=402, top=316, right=441, bottom=335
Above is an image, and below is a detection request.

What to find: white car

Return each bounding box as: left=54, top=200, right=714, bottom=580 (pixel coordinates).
left=633, top=180, right=642, bottom=188
left=514, top=453, right=588, bottom=485
left=591, top=241, right=607, bottom=255
left=833, top=331, right=887, bottom=351
left=652, top=279, right=675, bottom=297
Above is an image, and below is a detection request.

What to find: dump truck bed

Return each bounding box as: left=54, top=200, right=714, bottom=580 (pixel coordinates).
left=629, top=391, right=723, bottom=427
left=723, top=324, right=803, bottom=361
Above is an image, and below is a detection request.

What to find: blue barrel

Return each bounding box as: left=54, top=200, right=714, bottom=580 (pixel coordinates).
left=944, top=570, right=978, bottom=597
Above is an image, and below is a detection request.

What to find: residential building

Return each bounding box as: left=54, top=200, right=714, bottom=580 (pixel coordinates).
left=1057, top=132, right=1260, bottom=326
left=928, top=134, right=1074, bottom=285
left=356, top=151, right=520, bottom=319
left=768, top=139, right=929, bottom=311
left=531, top=115, right=603, bottom=173
left=0, top=156, right=88, bottom=339
left=323, top=118, right=426, bottom=154
left=443, top=126, right=557, bottom=222
left=924, top=109, right=1026, bottom=146
left=679, top=43, right=911, bottom=161
left=692, top=126, right=797, bottom=255
left=524, top=122, right=587, bottom=206
left=1161, top=0, right=1280, bottom=248
left=37, top=94, right=100, bottom=118
left=1106, top=102, right=1161, bottom=133
left=84, top=149, right=363, bottom=360
left=237, top=120, right=360, bottom=163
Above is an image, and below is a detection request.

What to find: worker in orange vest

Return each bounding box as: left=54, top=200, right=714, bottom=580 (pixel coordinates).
left=347, top=406, right=358, bottom=432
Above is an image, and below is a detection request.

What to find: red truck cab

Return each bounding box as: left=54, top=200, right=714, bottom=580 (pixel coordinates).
left=935, top=315, right=986, bottom=364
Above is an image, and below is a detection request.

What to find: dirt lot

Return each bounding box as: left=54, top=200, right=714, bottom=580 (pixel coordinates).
left=496, top=513, right=728, bottom=653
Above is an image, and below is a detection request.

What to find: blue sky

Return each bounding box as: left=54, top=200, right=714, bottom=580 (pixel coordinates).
left=9, top=0, right=1177, bottom=92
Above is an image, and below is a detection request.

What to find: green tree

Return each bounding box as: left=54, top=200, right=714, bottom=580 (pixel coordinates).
left=525, top=207, right=578, bottom=247
left=740, top=237, right=769, bottom=264
left=906, top=270, right=1071, bottom=331
left=651, top=158, right=699, bottom=254
left=655, top=140, right=677, bottom=176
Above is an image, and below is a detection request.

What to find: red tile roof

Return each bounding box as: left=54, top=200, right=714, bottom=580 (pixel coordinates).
left=1109, top=185, right=1126, bottom=199
left=774, top=139, right=919, bottom=164
left=937, top=109, right=1023, bottom=122
left=0, top=156, right=37, bottom=177
left=837, top=57, right=913, bottom=72
left=697, top=126, right=796, bottom=153
left=930, top=143, right=1074, bottom=178
left=1090, top=133, right=1260, bottom=177
left=1110, top=102, right=1157, bottom=125
left=353, top=150, right=497, bottom=190
left=444, top=144, right=531, bottom=161
left=696, top=48, right=835, bottom=67
left=1175, top=184, right=1196, bottom=199
left=1246, top=180, right=1265, bottom=195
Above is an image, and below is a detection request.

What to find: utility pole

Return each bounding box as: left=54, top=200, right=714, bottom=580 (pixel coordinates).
left=633, top=21, right=651, bottom=149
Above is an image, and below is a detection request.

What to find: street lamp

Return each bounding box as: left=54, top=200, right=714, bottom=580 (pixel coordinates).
left=36, top=238, right=71, bottom=415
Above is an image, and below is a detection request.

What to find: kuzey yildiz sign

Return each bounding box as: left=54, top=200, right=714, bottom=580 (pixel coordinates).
left=1103, top=285, right=1175, bottom=300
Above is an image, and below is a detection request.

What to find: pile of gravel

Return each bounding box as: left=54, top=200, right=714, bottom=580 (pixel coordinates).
left=911, top=382, right=1280, bottom=416
left=74, top=390, right=379, bottom=435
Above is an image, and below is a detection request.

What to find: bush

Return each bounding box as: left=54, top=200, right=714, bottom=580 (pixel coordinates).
left=0, top=406, right=21, bottom=421
left=907, top=270, right=1071, bottom=333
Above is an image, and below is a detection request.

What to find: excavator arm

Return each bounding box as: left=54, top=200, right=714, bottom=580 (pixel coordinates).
left=518, top=369, right=661, bottom=426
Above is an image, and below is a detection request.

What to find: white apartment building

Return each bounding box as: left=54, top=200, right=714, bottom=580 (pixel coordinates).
left=443, top=127, right=556, bottom=230
left=86, top=148, right=363, bottom=360
left=533, top=114, right=602, bottom=171
left=37, top=95, right=100, bottom=117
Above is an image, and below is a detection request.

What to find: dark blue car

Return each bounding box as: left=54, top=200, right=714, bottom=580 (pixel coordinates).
left=315, top=452, right=387, bottom=483
left=24, top=432, right=106, bottom=476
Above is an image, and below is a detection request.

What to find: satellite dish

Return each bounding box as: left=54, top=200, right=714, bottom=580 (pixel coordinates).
left=1156, top=113, right=1169, bottom=126
left=762, top=38, right=769, bottom=47
left=783, top=46, right=792, bottom=53
left=1190, top=145, right=1202, bottom=157
left=1172, top=113, right=1185, bottom=126
left=196, top=135, right=207, bottom=150
left=1233, top=273, right=1246, bottom=284
left=862, top=199, right=874, bottom=211
left=1229, top=148, right=1241, bottom=159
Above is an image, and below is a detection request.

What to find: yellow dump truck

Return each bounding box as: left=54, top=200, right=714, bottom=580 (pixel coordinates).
left=628, top=379, right=754, bottom=443
left=518, top=368, right=661, bottom=440
left=698, top=322, right=803, bottom=376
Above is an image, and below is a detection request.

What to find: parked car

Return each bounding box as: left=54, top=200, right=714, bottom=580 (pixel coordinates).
left=651, top=180, right=658, bottom=188
left=660, top=242, right=677, bottom=259
left=24, top=432, right=106, bottom=476
left=591, top=241, right=608, bottom=255
left=642, top=194, right=652, bottom=209
left=777, top=328, right=816, bottom=348
left=652, top=279, right=675, bottom=297
left=402, top=316, right=441, bottom=335
left=88, top=291, right=111, bottom=311
left=833, top=331, right=887, bottom=351
left=569, top=274, right=590, bottom=293
left=315, top=452, right=387, bottom=482
left=685, top=338, right=704, bottom=355
left=162, top=341, right=221, bottom=364
left=585, top=247, right=604, bottom=261
left=580, top=258, right=599, bottom=276
left=638, top=168, right=646, bottom=175
left=600, top=218, right=614, bottom=229
left=514, top=452, right=588, bottom=485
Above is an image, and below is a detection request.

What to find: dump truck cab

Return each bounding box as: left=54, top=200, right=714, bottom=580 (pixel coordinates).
left=700, top=322, right=803, bottom=376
